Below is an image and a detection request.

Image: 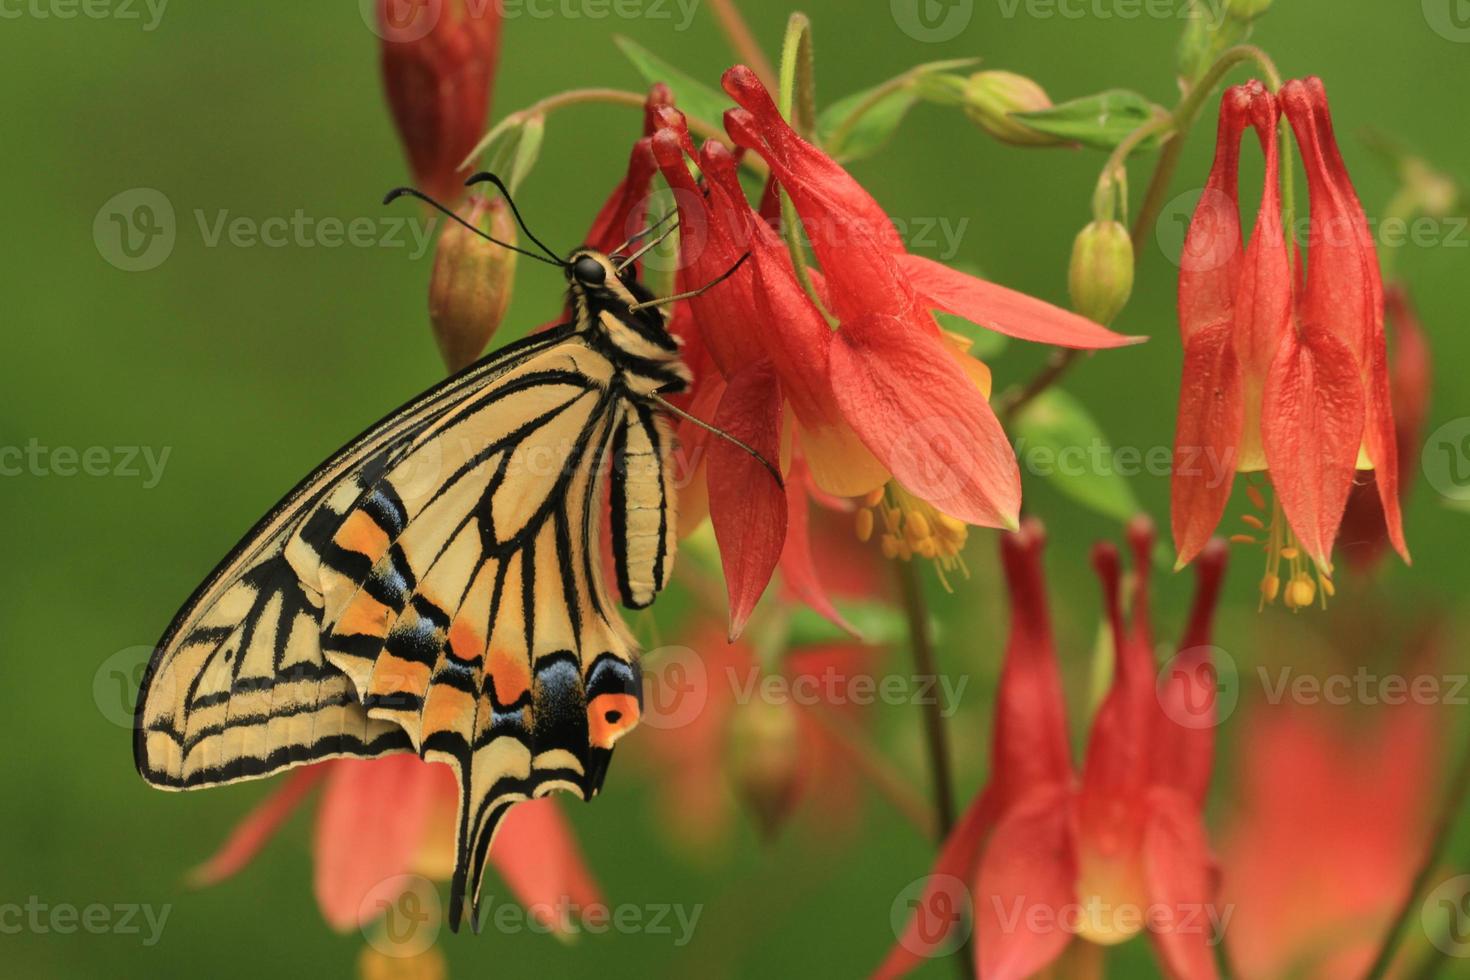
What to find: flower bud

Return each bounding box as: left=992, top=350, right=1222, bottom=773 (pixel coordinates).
left=429, top=195, right=516, bottom=372
left=1068, top=221, right=1135, bottom=325
left=962, top=71, right=1064, bottom=147
left=379, top=0, right=502, bottom=203
left=727, top=696, right=802, bottom=840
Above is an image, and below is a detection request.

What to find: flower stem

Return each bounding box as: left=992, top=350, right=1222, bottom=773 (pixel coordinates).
left=1000, top=43, right=1282, bottom=420
left=466, top=88, right=767, bottom=177
left=1361, top=726, right=1470, bottom=980
left=707, top=0, right=777, bottom=92
left=894, top=560, right=957, bottom=839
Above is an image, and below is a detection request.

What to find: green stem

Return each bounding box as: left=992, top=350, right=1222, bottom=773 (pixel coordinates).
left=1361, top=727, right=1470, bottom=980
left=465, top=88, right=768, bottom=177
left=774, top=13, right=834, bottom=324
left=1000, top=44, right=1281, bottom=420
left=895, top=560, right=957, bottom=838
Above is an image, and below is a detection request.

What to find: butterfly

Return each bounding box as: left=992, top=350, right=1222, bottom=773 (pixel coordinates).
left=134, top=173, right=765, bottom=931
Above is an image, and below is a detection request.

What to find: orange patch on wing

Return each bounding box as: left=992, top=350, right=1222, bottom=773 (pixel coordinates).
left=448, top=620, right=485, bottom=663
left=587, top=693, right=641, bottom=749
left=334, top=509, right=391, bottom=562
left=487, top=646, right=531, bottom=705
left=422, top=684, right=475, bottom=735
left=369, top=654, right=432, bottom=700
left=336, top=592, right=393, bottom=640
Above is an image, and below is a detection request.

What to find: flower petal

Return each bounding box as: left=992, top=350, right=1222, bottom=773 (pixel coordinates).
left=830, top=315, right=1021, bottom=529
left=186, top=763, right=328, bottom=889
left=1153, top=540, right=1227, bottom=807
left=994, top=521, right=1074, bottom=797
left=1261, top=323, right=1366, bottom=572
left=313, top=755, right=442, bottom=931
left=778, top=456, right=859, bottom=635
left=1171, top=320, right=1242, bottom=568
left=1142, top=788, right=1221, bottom=980
left=873, top=788, right=1003, bottom=979
left=708, top=360, right=788, bottom=638
left=490, top=797, right=604, bottom=936
left=976, top=784, right=1078, bottom=980
left=900, top=253, right=1142, bottom=350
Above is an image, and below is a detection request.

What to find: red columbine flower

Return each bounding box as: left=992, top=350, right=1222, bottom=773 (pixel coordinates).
left=649, top=67, right=1139, bottom=633
left=378, top=0, right=503, bottom=203
left=879, top=519, right=1228, bottom=980
left=1172, top=77, right=1408, bottom=604
left=189, top=756, right=600, bottom=936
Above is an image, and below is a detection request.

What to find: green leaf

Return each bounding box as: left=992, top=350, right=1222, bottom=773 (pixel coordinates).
left=1012, top=90, right=1167, bottom=152
left=470, top=113, right=544, bottom=194
left=505, top=114, right=545, bottom=194
left=613, top=36, right=731, bottom=130
left=1013, top=388, right=1142, bottom=523
left=786, top=602, right=912, bottom=650
left=818, top=59, right=979, bottom=162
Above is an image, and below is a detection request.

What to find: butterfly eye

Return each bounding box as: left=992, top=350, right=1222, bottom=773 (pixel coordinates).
left=573, top=256, right=606, bottom=286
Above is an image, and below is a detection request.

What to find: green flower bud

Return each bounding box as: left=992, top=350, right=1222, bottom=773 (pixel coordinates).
left=429, top=195, right=517, bottom=373
left=1068, top=221, right=1135, bottom=326
left=728, top=695, right=801, bottom=840
left=962, top=71, right=1064, bottom=147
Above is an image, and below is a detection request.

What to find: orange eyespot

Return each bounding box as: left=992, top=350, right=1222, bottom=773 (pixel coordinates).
left=587, top=693, right=640, bottom=749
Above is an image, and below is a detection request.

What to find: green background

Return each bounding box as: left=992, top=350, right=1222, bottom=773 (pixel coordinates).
left=2, top=0, right=1468, bottom=976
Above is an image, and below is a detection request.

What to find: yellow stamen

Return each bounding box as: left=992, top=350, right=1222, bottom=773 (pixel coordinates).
left=1241, top=514, right=1265, bottom=530
left=856, top=483, right=971, bottom=590
left=1230, top=534, right=1258, bottom=545
left=1247, top=483, right=1267, bottom=511
left=855, top=508, right=874, bottom=543
left=1251, top=485, right=1332, bottom=613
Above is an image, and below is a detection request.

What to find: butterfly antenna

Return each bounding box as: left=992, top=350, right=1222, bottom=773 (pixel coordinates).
left=648, top=393, right=782, bottom=490
left=627, top=252, right=750, bottom=312
left=615, top=217, right=681, bottom=274
left=463, top=172, right=565, bottom=264
left=611, top=208, right=679, bottom=259
left=382, top=187, right=564, bottom=267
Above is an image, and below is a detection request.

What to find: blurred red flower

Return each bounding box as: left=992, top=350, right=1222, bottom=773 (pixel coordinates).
left=378, top=0, right=503, bottom=203
left=1222, top=695, right=1440, bottom=978
left=188, top=755, right=600, bottom=935
left=879, top=519, right=1229, bottom=979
